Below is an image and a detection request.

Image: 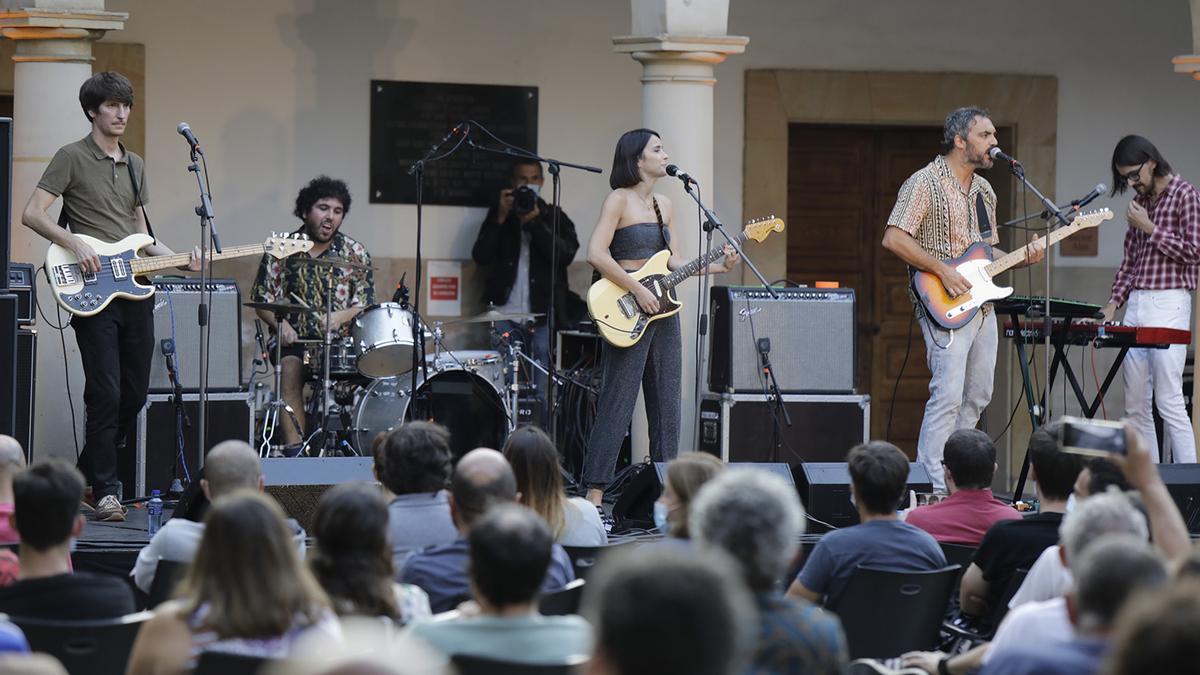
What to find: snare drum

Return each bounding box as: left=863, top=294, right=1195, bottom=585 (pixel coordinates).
left=304, top=337, right=359, bottom=380
left=427, top=349, right=507, bottom=392
left=352, top=303, right=419, bottom=378
left=352, top=368, right=509, bottom=460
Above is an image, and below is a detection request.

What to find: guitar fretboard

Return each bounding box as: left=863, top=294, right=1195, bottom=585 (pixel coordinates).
left=128, top=243, right=268, bottom=274
left=661, top=231, right=749, bottom=290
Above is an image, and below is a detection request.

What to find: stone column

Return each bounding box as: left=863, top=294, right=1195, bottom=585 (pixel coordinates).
left=1173, top=0, right=1200, bottom=80
left=614, top=1, right=747, bottom=461
left=0, top=4, right=126, bottom=265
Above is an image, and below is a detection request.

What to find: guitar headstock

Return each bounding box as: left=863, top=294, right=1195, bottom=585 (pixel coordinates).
left=263, top=232, right=315, bottom=259
left=1070, top=208, right=1114, bottom=230
left=743, top=215, right=786, bottom=243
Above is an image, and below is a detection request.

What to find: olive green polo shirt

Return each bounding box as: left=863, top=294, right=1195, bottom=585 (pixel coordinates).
left=37, top=134, right=149, bottom=244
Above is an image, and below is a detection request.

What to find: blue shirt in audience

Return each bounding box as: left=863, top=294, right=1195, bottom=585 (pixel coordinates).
left=796, top=519, right=946, bottom=606
left=408, top=613, right=592, bottom=665
left=0, top=618, right=28, bottom=653
left=400, top=537, right=575, bottom=613
left=388, top=491, right=459, bottom=571
left=747, top=592, right=847, bottom=675
left=976, top=636, right=1106, bottom=675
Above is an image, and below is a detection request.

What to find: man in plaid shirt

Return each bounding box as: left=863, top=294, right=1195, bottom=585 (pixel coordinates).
left=1101, top=135, right=1200, bottom=463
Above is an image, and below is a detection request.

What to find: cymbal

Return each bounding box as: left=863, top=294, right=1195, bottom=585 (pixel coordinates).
left=450, top=310, right=545, bottom=325
left=294, top=256, right=376, bottom=272
left=244, top=301, right=314, bottom=315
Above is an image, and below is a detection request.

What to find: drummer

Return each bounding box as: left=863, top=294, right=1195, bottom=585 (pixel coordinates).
left=251, top=175, right=375, bottom=449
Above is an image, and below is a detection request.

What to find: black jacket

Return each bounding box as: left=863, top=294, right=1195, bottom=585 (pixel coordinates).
left=471, top=197, right=582, bottom=323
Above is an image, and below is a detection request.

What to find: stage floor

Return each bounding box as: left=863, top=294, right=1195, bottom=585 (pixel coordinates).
left=72, top=505, right=162, bottom=579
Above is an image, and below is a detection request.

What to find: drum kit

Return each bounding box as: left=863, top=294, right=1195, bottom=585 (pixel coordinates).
left=247, top=256, right=546, bottom=459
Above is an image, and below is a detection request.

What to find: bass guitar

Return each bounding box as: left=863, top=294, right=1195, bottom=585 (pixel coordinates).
left=587, top=216, right=785, bottom=348
left=911, top=208, right=1113, bottom=330
left=46, top=232, right=313, bottom=317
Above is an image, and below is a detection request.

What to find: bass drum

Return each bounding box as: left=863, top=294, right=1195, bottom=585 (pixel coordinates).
left=352, top=369, right=509, bottom=460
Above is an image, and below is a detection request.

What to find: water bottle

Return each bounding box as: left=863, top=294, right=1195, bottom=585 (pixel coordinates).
left=147, top=490, right=163, bottom=536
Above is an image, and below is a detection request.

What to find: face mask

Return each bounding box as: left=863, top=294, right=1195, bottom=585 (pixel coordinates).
left=653, top=500, right=671, bottom=536
left=526, top=183, right=541, bottom=197
left=849, top=490, right=856, bottom=509
left=1066, top=493, right=1078, bottom=513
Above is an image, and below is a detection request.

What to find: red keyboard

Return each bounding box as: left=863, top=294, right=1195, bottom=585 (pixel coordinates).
left=1003, top=320, right=1191, bottom=348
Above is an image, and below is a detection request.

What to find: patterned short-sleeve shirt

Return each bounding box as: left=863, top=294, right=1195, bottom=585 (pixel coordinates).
left=251, top=228, right=374, bottom=339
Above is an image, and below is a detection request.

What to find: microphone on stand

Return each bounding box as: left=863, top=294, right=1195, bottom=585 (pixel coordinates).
left=177, top=122, right=203, bottom=155
left=1070, top=183, right=1108, bottom=210
left=988, top=146, right=1019, bottom=168
left=756, top=337, right=772, bottom=375
left=665, top=164, right=698, bottom=186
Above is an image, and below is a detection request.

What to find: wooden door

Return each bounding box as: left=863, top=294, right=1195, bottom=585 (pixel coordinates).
left=787, top=124, right=1013, bottom=457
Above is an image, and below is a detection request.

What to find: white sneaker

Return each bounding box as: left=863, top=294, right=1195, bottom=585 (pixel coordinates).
left=95, top=494, right=127, bottom=522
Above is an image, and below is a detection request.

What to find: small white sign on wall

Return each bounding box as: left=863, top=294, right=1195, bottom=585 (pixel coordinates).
left=426, top=260, right=462, bottom=317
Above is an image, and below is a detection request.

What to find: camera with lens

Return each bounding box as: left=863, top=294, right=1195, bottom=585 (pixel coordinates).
left=511, top=184, right=541, bottom=216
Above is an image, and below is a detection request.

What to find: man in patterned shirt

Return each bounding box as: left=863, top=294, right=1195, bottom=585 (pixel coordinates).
left=252, top=176, right=374, bottom=447
left=1100, top=136, right=1200, bottom=463
left=882, top=107, right=1044, bottom=490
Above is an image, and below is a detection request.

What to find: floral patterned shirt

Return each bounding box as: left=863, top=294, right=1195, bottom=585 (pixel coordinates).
left=251, top=228, right=374, bottom=339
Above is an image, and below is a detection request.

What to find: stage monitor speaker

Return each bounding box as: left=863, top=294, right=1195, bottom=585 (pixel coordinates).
left=699, top=393, right=869, bottom=469
left=795, top=462, right=932, bottom=533
left=611, top=458, right=795, bottom=533
left=709, top=286, right=856, bottom=394
left=135, top=392, right=252, bottom=499
left=1158, top=464, right=1200, bottom=534
left=13, top=327, right=35, bottom=460
left=148, top=278, right=242, bottom=393
left=0, top=295, right=16, bottom=442
left=261, top=457, right=377, bottom=531
left=0, top=118, right=11, bottom=287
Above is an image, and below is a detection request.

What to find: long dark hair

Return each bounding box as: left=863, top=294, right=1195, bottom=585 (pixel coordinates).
left=610, top=128, right=660, bottom=189
left=309, top=483, right=401, bottom=620
left=1111, top=135, right=1173, bottom=196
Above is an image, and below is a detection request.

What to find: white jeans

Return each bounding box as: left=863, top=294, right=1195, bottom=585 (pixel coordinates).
left=1122, top=289, right=1196, bottom=463
left=916, top=310, right=998, bottom=490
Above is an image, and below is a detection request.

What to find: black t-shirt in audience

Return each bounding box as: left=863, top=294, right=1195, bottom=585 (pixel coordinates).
left=0, top=572, right=137, bottom=620
left=972, top=511, right=1064, bottom=614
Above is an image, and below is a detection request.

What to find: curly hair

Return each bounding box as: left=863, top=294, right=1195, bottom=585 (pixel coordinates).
left=373, top=421, right=452, bottom=495
left=293, top=175, right=352, bottom=219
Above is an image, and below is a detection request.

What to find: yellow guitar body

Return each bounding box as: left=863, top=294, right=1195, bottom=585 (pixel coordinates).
left=587, top=250, right=681, bottom=348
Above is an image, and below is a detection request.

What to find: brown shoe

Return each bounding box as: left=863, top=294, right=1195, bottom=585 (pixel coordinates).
left=95, top=494, right=127, bottom=522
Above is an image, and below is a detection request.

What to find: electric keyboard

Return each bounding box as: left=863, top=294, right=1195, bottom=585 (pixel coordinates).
left=992, top=295, right=1103, bottom=320
left=1003, top=320, right=1191, bottom=348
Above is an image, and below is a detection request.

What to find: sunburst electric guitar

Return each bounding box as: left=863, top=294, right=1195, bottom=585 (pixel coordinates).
left=46, top=232, right=314, bottom=317
left=588, top=216, right=786, bottom=348
left=912, top=208, right=1113, bottom=330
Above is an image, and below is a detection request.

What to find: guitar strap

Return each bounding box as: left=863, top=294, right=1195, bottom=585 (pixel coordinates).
left=56, top=152, right=157, bottom=244
left=975, top=193, right=992, bottom=242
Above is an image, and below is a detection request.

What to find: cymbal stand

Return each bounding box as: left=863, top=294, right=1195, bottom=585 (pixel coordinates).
left=258, top=308, right=304, bottom=458
left=304, top=277, right=349, bottom=457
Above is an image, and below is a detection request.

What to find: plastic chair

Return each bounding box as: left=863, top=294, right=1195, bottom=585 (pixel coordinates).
left=11, top=610, right=153, bottom=675
left=146, top=559, right=187, bottom=609
left=194, top=651, right=273, bottom=675
left=538, top=578, right=585, bottom=616
left=451, top=653, right=587, bottom=675
left=826, top=565, right=961, bottom=659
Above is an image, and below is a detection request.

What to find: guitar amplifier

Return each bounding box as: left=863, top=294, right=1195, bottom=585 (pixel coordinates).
left=134, top=391, right=253, bottom=498
left=6, top=263, right=35, bottom=326
left=708, top=286, right=855, bottom=393
left=148, top=278, right=243, bottom=393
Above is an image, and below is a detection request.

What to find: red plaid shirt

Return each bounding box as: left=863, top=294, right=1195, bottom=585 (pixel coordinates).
left=1110, top=175, right=1200, bottom=307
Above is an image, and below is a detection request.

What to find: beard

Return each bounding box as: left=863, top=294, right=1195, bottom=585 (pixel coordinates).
left=306, top=219, right=337, bottom=243
left=965, top=145, right=992, bottom=169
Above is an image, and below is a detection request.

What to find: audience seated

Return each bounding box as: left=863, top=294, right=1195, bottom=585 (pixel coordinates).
left=372, top=422, right=458, bottom=570
left=976, top=534, right=1167, bottom=675
left=654, top=452, right=724, bottom=541
left=125, top=491, right=339, bottom=675
left=0, top=435, right=26, bottom=544
left=502, top=426, right=606, bottom=547
left=407, top=504, right=592, bottom=664
left=1103, top=579, right=1200, bottom=675
left=692, top=467, right=849, bottom=674
left=400, top=448, right=574, bottom=613
left=309, top=482, right=430, bottom=625
left=959, top=423, right=1081, bottom=620
left=0, top=459, right=135, bottom=619
left=904, top=429, right=1019, bottom=545
left=582, top=545, right=754, bottom=675
left=132, top=440, right=291, bottom=593
left=787, top=441, right=945, bottom=607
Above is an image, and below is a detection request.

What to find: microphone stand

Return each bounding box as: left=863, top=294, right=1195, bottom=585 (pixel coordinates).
left=1003, top=160, right=1065, bottom=501
left=674, top=178, right=777, bottom=456
left=464, top=132, right=601, bottom=445
left=164, top=345, right=190, bottom=492
left=186, top=144, right=220, bottom=465
left=757, top=338, right=791, bottom=463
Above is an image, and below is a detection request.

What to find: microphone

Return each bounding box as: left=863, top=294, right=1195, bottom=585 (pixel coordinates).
left=160, top=338, right=180, bottom=387
left=1070, top=183, right=1107, bottom=209
left=253, top=319, right=268, bottom=362
left=177, top=122, right=203, bottom=155
left=987, top=146, right=1019, bottom=167
left=665, top=164, right=698, bottom=186
left=756, top=337, right=772, bottom=374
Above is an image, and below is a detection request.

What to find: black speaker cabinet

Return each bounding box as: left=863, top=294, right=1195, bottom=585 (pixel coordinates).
left=0, top=118, right=11, bottom=286
left=261, top=457, right=377, bottom=531
left=148, top=278, right=242, bottom=393
left=0, top=295, right=16, bottom=442
left=795, top=462, right=932, bottom=533
left=13, top=327, right=35, bottom=459
left=709, top=286, right=856, bottom=393
left=135, top=392, right=252, bottom=498
left=1158, top=464, right=1200, bottom=534
left=611, top=458, right=795, bottom=532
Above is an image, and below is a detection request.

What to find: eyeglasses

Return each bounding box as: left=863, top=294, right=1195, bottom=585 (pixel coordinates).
left=1119, top=161, right=1147, bottom=183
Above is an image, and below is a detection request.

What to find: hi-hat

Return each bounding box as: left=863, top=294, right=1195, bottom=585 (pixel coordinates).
left=294, top=257, right=376, bottom=272
left=244, top=301, right=314, bottom=315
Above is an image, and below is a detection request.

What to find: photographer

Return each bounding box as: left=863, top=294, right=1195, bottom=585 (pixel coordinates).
left=472, top=159, right=581, bottom=370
